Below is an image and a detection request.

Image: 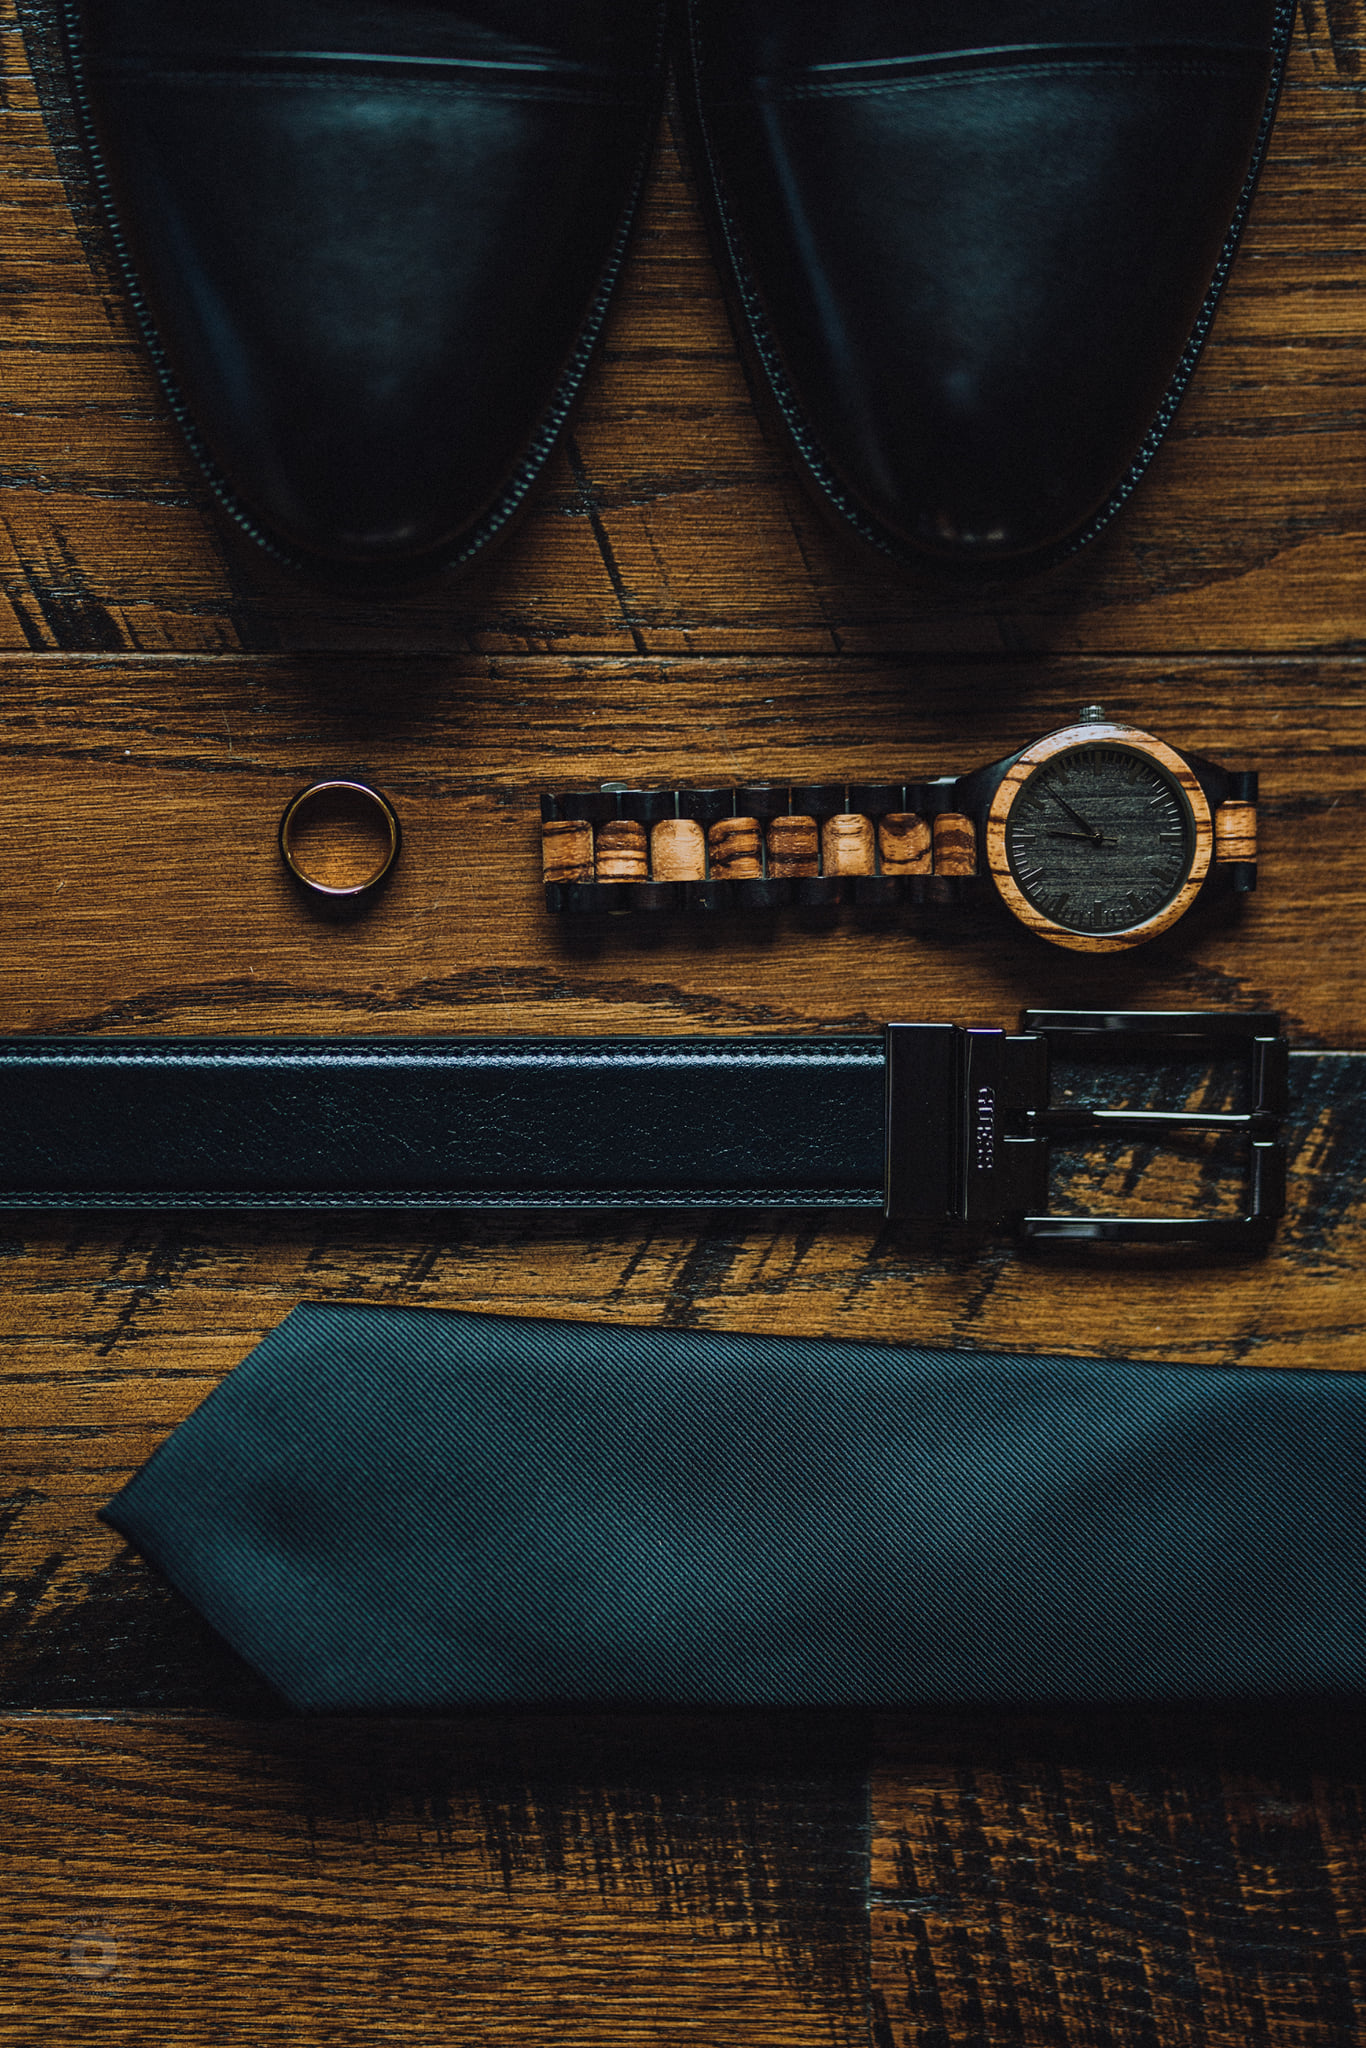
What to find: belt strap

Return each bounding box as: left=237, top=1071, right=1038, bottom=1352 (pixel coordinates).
left=0, top=1034, right=885, bottom=1208
left=0, top=1009, right=1288, bottom=1244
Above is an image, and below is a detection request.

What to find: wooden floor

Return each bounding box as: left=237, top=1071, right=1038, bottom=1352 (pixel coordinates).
left=3, top=3, right=1365, bottom=2043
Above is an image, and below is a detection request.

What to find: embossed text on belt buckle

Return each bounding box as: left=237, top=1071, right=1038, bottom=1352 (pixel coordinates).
left=884, top=1008, right=1289, bottom=1247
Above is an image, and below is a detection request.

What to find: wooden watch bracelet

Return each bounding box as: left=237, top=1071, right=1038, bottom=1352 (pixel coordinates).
left=540, top=781, right=1259, bottom=913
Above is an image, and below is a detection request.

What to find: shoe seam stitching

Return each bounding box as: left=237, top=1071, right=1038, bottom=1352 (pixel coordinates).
left=56, top=0, right=670, bottom=579
left=683, top=0, right=1297, bottom=571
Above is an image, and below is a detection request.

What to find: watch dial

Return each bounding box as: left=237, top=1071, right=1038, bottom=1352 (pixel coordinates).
left=1004, top=744, right=1195, bottom=934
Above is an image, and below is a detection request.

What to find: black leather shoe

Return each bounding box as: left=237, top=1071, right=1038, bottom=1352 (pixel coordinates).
left=680, top=0, right=1295, bottom=570
left=61, top=0, right=667, bottom=579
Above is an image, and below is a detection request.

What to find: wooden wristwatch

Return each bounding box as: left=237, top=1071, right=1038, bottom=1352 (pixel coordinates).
left=540, top=707, right=1259, bottom=953
left=970, top=707, right=1256, bottom=952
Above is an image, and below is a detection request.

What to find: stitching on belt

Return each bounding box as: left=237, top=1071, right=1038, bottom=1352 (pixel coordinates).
left=0, top=1188, right=880, bottom=1207
left=0, top=1044, right=880, bottom=1068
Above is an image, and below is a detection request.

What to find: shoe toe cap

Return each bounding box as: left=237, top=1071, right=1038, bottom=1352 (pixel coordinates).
left=79, top=33, right=658, bottom=574
left=712, top=49, right=1277, bottom=566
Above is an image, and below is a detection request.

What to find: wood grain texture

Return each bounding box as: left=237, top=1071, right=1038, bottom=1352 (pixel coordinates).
left=877, top=815, right=932, bottom=878
left=930, top=814, right=978, bottom=881
left=869, top=1708, right=1366, bottom=2048
left=652, top=816, right=707, bottom=882
left=769, top=813, right=822, bottom=878
left=708, top=814, right=764, bottom=880
left=0, top=1714, right=869, bottom=2047
left=1215, top=798, right=1259, bottom=864
left=594, top=818, right=650, bottom=884
left=822, top=815, right=876, bottom=878
left=0, top=2, right=1364, bottom=2044
left=543, top=818, right=596, bottom=887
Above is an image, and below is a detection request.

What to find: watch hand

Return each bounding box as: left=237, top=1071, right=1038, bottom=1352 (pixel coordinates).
left=1044, top=787, right=1103, bottom=841
left=1046, top=829, right=1117, bottom=845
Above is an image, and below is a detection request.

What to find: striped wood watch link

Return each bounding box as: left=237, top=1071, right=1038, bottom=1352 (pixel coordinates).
left=539, top=712, right=1259, bottom=952
left=542, top=778, right=979, bottom=918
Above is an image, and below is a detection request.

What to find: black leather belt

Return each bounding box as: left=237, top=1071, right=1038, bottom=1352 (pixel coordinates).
left=0, top=1009, right=1287, bottom=1245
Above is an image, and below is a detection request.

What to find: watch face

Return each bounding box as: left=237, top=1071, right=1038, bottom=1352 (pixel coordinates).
left=1004, top=743, right=1196, bottom=936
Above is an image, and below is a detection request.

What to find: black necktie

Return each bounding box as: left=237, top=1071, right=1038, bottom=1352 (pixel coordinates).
left=101, top=1304, right=1366, bottom=1713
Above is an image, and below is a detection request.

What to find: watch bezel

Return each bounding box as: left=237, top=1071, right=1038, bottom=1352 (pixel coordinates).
left=984, top=721, right=1214, bottom=953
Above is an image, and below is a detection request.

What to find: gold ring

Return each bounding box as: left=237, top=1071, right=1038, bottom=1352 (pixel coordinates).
left=279, top=780, right=402, bottom=904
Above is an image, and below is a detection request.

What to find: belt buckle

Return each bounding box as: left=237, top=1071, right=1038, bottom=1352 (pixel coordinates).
left=884, top=1008, right=1289, bottom=1245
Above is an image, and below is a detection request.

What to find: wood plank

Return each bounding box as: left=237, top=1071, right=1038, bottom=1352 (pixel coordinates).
left=2, top=3, right=1365, bottom=2041
left=0, top=1713, right=869, bottom=2046
left=3, top=1, right=1364, bottom=657
left=869, top=1707, right=1366, bottom=2048
left=0, top=656, right=1360, bottom=1042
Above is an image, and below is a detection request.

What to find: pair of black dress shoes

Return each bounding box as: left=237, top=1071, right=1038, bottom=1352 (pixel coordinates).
left=59, top=0, right=1294, bottom=582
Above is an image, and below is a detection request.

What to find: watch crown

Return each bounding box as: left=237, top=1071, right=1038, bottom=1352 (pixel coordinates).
left=1077, top=703, right=1107, bottom=724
